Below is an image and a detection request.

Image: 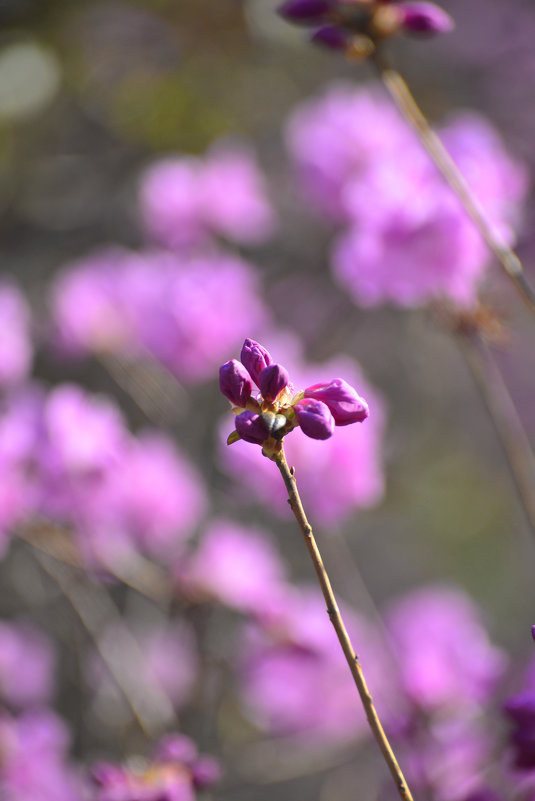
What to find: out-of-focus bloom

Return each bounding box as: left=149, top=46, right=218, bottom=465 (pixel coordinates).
left=91, top=734, right=220, bottom=801
left=238, top=586, right=391, bottom=740
left=88, top=621, right=198, bottom=718
left=0, top=382, right=205, bottom=570
left=139, top=142, right=275, bottom=249
left=220, top=343, right=384, bottom=526
left=385, top=586, right=507, bottom=712
left=0, top=709, right=85, bottom=801
left=504, top=691, right=535, bottom=770
left=220, top=338, right=369, bottom=453
left=286, top=85, right=529, bottom=308
left=91, top=432, right=207, bottom=562
left=50, top=248, right=269, bottom=383
left=0, top=622, right=55, bottom=709
left=277, top=0, right=453, bottom=58
left=0, top=282, right=33, bottom=386
left=176, top=520, right=290, bottom=620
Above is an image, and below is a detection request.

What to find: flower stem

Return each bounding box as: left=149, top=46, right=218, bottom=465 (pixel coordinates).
left=272, top=445, right=414, bottom=801
left=373, top=56, right=535, bottom=316
left=457, top=330, right=535, bottom=544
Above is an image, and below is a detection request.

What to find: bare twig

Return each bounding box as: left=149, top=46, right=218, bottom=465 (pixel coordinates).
left=272, top=445, right=414, bottom=801
left=374, top=59, right=535, bottom=315
left=33, top=549, right=176, bottom=738
left=458, top=331, right=535, bottom=543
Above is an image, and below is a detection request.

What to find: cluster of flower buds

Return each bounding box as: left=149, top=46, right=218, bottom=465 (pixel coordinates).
left=220, top=338, right=369, bottom=455
left=91, top=734, right=221, bottom=801
left=277, top=0, right=454, bottom=58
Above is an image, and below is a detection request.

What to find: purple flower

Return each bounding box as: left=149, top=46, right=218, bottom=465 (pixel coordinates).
left=50, top=248, right=270, bottom=383
left=278, top=0, right=334, bottom=24
left=240, top=338, right=274, bottom=387
left=235, top=411, right=270, bottom=445
left=398, top=2, right=454, bottom=35
left=385, top=586, right=507, bottom=712
left=91, top=735, right=219, bottom=801
left=220, top=359, right=253, bottom=407
left=222, top=338, right=370, bottom=450
left=259, top=363, right=290, bottom=402
left=293, top=398, right=335, bottom=439
left=287, top=85, right=529, bottom=308
left=0, top=282, right=33, bottom=386
left=176, top=519, right=290, bottom=619
left=304, top=378, right=369, bottom=425
left=220, top=344, right=385, bottom=525
left=0, top=622, right=55, bottom=708
left=139, top=142, right=275, bottom=249
left=238, top=586, right=391, bottom=740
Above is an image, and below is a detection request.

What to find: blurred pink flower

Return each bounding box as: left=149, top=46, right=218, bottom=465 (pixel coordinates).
left=50, top=248, right=269, bottom=382
left=0, top=622, right=55, bottom=709
left=0, top=282, right=33, bottom=386
left=0, top=709, right=84, bottom=801
left=139, top=142, right=275, bottom=249
left=177, top=519, right=290, bottom=619
left=238, top=586, right=391, bottom=741
left=385, top=585, right=507, bottom=712
left=287, top=84, right=529, bottom=307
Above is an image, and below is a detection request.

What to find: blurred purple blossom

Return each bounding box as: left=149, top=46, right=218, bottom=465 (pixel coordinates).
left=0, top=709, right=85, bottom=801
left=238, top=586, right=391, bottom=740
left=0, top=282, right=33, bottom=387
left=286, top=85, right=529, bottom=307
left=176, top=519, right=290, bottom=620
left=50, top=248, right=269, bottom=382
left=385, top=585, right=507, bottom=712
left=139, top=142, right=276, bottom=249
left=91, top=733, right=219, bottom=801
left=0, top=622, right=55, bottom=710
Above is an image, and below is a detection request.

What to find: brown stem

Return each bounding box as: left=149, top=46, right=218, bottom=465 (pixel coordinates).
left=458, top=330, right=535, bottom=543
left=373, top=58, right=535, bottom=316
left=273, top=446, right=414, bottom=801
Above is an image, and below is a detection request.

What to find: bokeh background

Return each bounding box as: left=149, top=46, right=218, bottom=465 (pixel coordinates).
left=2, top=1, right=535, bottom=799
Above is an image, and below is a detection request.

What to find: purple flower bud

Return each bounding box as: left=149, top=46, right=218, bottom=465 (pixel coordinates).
left=304, top=378, right=369, bottom=425
left=398, top=2, right=454, bottom=35
left=235, top=410, right=270, bottom=444
left=531, top=625, right=535, bottom=643
left=293, top=398, right=335, bottom=440
left=153, top=734, right=198, bottom=766
left=311, top=25, right=351, bottom=50
left=259, top=363, right=290, bottom=402
left=277, top=0, right=333, bottom=24
left=220, top=359, right=253, bottom=407
left=240, top=338, right=274, bottom=387
left=191, top=756, right=222, bottom=789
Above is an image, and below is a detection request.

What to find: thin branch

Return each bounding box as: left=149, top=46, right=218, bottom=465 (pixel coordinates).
left=33, top=548, right=176, bottom=739
left=374, top=58, right=535, bottom=315
left=273, top=445, right=414, bottom=801
left=457, top=330, right=535, bottom=543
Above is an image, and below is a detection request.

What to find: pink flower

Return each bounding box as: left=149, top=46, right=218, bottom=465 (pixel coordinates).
left=139, top=142, right=275, bottom=249
left=176, top=519, right=290, bottom=619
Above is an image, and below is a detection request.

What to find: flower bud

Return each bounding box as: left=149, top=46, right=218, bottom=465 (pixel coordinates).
left=191, top=756, right=222, bottom=789
left=311, top=25, right=352, bottom=50
left=398, top=2, right=454, bottom=35
left=220, top=359, right=253, bottom=407
left=277, top=0, right=333, bottom=24
left=259, top=363, right=290, bottom=402
left=293, top=398, right=335, bottom=440
left=304, top=378, right=369, bottom=425
left=240, top=338, right=273, bottom=387
left=235, top=410, right=270, bottom=444
left=532, top=625, right=535, bottom=644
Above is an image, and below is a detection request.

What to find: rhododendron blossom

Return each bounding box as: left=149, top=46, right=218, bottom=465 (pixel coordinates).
left=220, top=338, right=369, bottom=453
